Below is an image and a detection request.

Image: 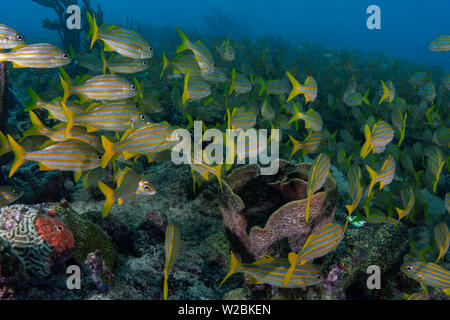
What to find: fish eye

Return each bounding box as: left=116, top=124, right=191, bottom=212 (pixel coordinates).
left=56, top=225, right=64, bottom=232
left=148, top=46, right=152, bottom=51
left=16, top=34, right=24, bottom=41
left=62, top=53, right=69, bottom=59
left=317, top=274, right=321, bottom=279
left=406, top=266, right=412, bottom=271
left=12, top=189, right=20, bottom=194
left=97, top=154, right=102, bottom=161
left=144, top=185, right=150, bottom=190
left=143, top=60, right=147, bottom=65
left=140, top=114, right=146, bottom=121
left=130, top=84, right=136, bottom=91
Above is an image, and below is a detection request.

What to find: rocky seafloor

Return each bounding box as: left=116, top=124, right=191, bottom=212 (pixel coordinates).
left=0, top=157, right=448, bottom=301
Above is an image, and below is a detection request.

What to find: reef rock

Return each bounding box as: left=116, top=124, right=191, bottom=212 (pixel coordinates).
left=219, top=160, right=338, bottom=261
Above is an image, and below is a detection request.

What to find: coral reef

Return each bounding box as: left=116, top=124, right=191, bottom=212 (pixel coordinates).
left=219, top=159, right=338, bottom=261
left=84, top=250, right=114, bottom=292
left=0, top=204, right=74, bottom=278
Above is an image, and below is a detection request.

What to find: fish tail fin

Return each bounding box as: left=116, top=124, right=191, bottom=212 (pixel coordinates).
left=59, top=74, right=71, bottom=104
left=363, top=88, right=370, bottom=105
left=286, top=71, right=302, bottom=102
left=182, top=69, right=190, bottom=104
left=160, top=52, right=169, bottom=78
left=7, top=135, right=26, bottom=177
left=100, top=50, right=107, bottom=75
left=395, top=207, right=405, bottom=221
left=23, top=111, right=44, bottom=137
left=87, top=12, right=99, bottom=50
left=97, top=181, right=115, bottom=218
left=360, top=124, right=373, bottom=159
left=0, top=131, right=9, bottom=157
left=345, top=204, right=355, bottom=216
left=283, top=252, right=299, bottom=287
left=305, top=190, right=312, bottom=223
left=258, top=77, right=265, bottom=96
left=101, top=135, right=116, bottom=168
left=24, top=87, right=42, bottom=112
left=219, top=251, right=240, bottom=288
left=229, top=68, right=236, bottom=95
left=379, top=80, right=389, bottom=104
left=163, top=269, right=169, bottom=300
left=61, top=102, right=74, bottom=139
left=288, top=103, right=302, bottom=124
left=288, top=135, right=301, bottom=159
left=176, top=27, right=191, bottom=53
left=365, top=164, right=377, bottom=197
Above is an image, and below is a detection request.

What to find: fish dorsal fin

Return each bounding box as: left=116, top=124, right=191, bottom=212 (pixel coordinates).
left=253, top=255, right=276, bottom=265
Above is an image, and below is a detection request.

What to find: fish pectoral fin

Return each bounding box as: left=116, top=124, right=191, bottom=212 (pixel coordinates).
left=247, top=275, right=263, bottom=285
left=12, top=62, right=26, bottom=68
left=85, top=124, right=98, bottom=132
left=38, top=163, right=53, bottom=171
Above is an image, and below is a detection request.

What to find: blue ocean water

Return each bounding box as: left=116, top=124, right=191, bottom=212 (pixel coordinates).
left=3, top=0, right=449, bottom=70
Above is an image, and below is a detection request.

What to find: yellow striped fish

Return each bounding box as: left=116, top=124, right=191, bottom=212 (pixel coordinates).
left=286, top=71, right=318, bottom=103
left=97, top=166, right=155, bottom=217
left=289, top=131, right=326, bottom=158
left=379, top=80, right=395, bottom=104
left=62, top=101, right=147, bottom=136
left=258, top=78, right=290, bottom=96
left=0, top=23, right=25, bottom=49
left=88, top=13, right=153, bottom=59
left=401, top=261, right=450, bottom=292
left=283, top=223, right=344, bottom=286
left=391, top=108, right=407, bottom=147
left=102, top=52, right=148, bottom=74
left=176, top=27, right=214, bottom=76
left=435, top=223, right=449, bottom=263
left=364, top=213, right=399, bottom=226
left=429, top=35, right=450, bottom=52
left=228, top=107, right=257, bottom=131
left=74, top=52, right=103, bottom=73
left=23, top=111, right=102, bottom=151
left=0, top=186, right=24, bottom=207
left=305, top=153, right=330, bottom=223
left=101, top=123, right=175, bottom=167
left=395, top=185, right=415, bottom=222
left=426, top=147, right=445, bottom=193
left=182, top=70, right=211, bottom=104
left=60, top=74, right=138, bottom=103
left=189, top=148, right=223, bottom=191
left=217, top=39, right=235, bottom=62
left=164, top=223, right=181, bottom=300
left=25, top=88, right=85, bottom=121
left=220, top=251, right=322, bottom=289
left=360, top=120, right=395, bottom=159
left=365, top=154, right=396, bottom=197
left=7, top=135, right=102, bottom=177
left=161, top=52, right=201, bottom=78
left=235, top=130, right=266, bottom=162
left=288, top=106, right=323, bottom=132
left=229, top=69, right=252, bottom=95
left=259, top=98, right=275, bottom=121
left=0, top=43, right=71, bottom=68
left=345, top=165, right=363, bottom=231
left=404, top=291, right=429, bottom=300
left=201, top=67, right=227, bottom=83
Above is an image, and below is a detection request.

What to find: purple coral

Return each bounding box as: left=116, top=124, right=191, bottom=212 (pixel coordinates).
left=322, top=264, right=346, bottom=299
left=219, top=160, right=338, bottom=260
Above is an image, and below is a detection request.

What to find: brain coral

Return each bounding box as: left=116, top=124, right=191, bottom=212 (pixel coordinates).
left=0, top=204, right=74, bottom=278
